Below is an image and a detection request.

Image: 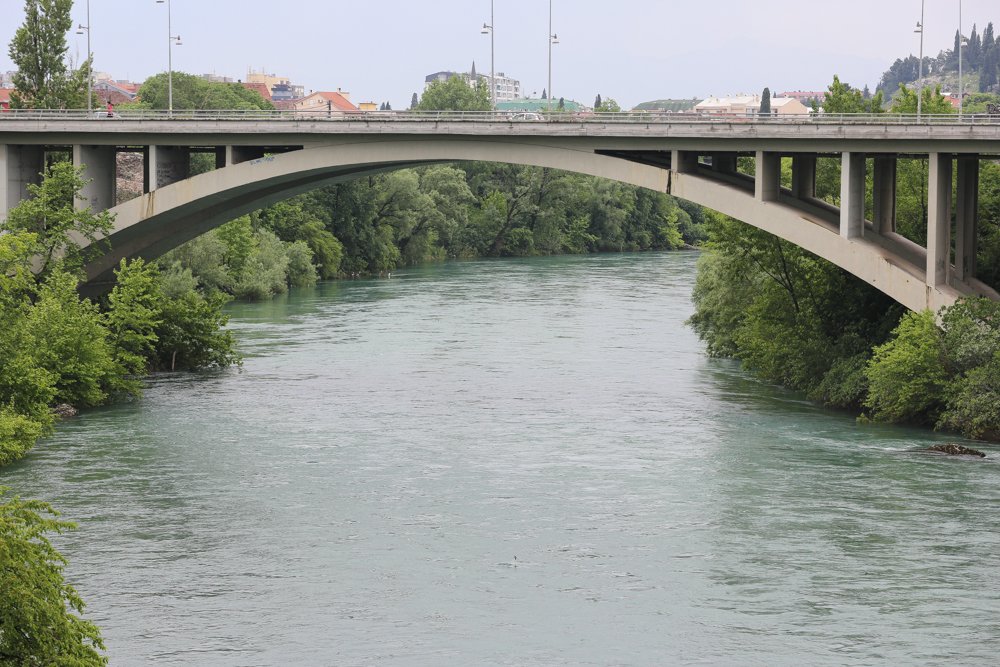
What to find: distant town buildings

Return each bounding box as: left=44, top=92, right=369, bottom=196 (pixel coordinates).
left=0, top=71, right=14, bottom=88
left=695, top=94, right=811, bottom=116
left=248, top=70, right=305, bottom=101
left=779, top=90, right=826, bottom=105
left=424, top=63, right=522, bottom=102
left=292, top=90, right=358, bottom=115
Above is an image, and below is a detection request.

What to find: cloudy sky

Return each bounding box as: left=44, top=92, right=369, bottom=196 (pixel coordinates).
left=0, top=0, right=996, bottom=108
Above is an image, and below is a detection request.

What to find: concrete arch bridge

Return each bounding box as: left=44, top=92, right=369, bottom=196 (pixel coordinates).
left=2, top=110, right=999, bottom=311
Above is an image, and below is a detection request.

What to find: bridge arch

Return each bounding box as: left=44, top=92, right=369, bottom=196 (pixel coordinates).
left=82, top=139, right=991, bottom=312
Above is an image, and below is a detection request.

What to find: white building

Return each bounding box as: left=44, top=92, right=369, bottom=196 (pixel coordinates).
left=695, top=94, right=810, bottom=116
left=424, top=63, right=521, bottom=102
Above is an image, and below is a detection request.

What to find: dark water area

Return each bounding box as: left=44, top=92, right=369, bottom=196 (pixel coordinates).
left=4, top=252, right=998, bottom=665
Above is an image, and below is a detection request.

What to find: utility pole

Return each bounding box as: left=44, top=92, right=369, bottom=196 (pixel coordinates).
left=916, top=0, right=925, bottom=119
left=76, top=0, right=92, bottom=110
left=548, top=0, right=558, bottom=113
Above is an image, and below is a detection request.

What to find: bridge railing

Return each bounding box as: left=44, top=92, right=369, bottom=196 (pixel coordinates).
left=3, top=108, right=1000, bottom=125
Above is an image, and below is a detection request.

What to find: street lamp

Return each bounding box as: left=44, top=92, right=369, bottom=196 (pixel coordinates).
left=547, top=0, right=558, bottom=112
left=156, top=0, right=182, bottom=113
left=75, top=0, right=91, bottom=110
left=915, top=0, right=924, bottom=119
left=481, top=0, right=495, bottom=110
left=959, top=0, right=965, bottom=119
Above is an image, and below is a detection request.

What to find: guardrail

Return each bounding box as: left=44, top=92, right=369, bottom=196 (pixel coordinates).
left=2, top=108, right=1000, bottom=125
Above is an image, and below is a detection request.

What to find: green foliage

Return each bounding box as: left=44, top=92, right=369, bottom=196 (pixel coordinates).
left=1, top=162, right=114, bottom=277
left=105, top=259, right=163, bottom=383
left=136, top=72, right=273, bottom=111
left=864, top=311, right=948, bottom=424
left=0, top=488, right=107, bottom=665
left=20, top=271, right=121, bottom=409
left=823, top=75, right=885, bottom=114
left=0, top=407, right=45, bottom=466
left=416, top=75, right=490, bottom=111
left=153, top=291, right=240, bottom=371
left=595, top=97, right=622, bottom=113
left=760, top=88, right=771, bottom=115
left=890, top=84, right=956, bottom=114
left=8, top=0, right=91, bottom=109
left=232, top=230, right=290, bottom=300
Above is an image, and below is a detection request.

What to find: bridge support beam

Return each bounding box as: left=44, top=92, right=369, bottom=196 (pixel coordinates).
left=755, top=151, right=780, bottom=202
left=0, top=144, right=44, bottom=220
left=146, top=146, right=191, bottom=192
left=872, top=156, right=896, bottom=235
left=671, top=150, right=698, bottom=174
left=927, top=153, right=953, bottom=288
left=956, top=155, right=979, bottom=281
left=225, top=146, right=267, bottom=167
left=840, top=152, right=866, bottom=239
left=73, top=145, right=117, bottom=213
left=791, top=153, right=816, bottom=199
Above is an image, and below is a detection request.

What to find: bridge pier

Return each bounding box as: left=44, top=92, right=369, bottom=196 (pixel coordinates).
left=956, top=155, right=979, bottom=281
left=72, top=145, right=117, bottom=213
left=755, top=151, right=780, bottom=202
left=873, top=156, right=896, bottom=235
left=146, top=146, right=191, bottom=192
left=927, top=153, right=953, bottom=288
left=791, top=153, right=816, bottom=199
left=0, top=144, right=44, bottom=220
left=840, top=152, right=866, bottom=239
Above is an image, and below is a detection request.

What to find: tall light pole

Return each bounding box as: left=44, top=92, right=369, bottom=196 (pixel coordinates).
left=547, top=0, right=558, bottom=113
left=481, top=1, right=495, bottom=110
left=156, top=0, right=182, bottom=113
left=915, top=0, right=924, bottom=119
left=959, top=0, right=965, bottom=119
left=75, top=0, right=91, bottom=110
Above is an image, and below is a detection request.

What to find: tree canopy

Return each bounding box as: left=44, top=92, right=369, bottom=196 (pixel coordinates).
left=8, top=0, right=90, bottom=109
left=415, top=75, right=490, bottom=111
left=136, top=72, right=273, bottom=111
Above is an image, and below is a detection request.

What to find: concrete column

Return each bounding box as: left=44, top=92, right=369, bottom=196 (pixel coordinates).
left=147, top=145, right=190, bottom=191
left=670, top=150, right=698, bottom=174
left=755, top=151, right=780, bottom=202
left=225, top=145, right=267, bottom=167
left=955, top=155, right=979, bottom=281
left=927, top=153, right=953, bottom=288
left=711, top=152, right=738, bottom=174
left=0, top=144, right=45, bottom=220
left=72, top=145, right=117, bottom=213
left=215, top=146, right=227, bottom=170
left=872, top=156, right=897, bottom=235
left=791, top=153, right=816, bottom=199
left=839, top=152, right=866, bottom=239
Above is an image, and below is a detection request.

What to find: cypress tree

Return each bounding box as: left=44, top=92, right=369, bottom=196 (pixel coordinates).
left=759, top=87, right=771, bottom=115
left=594, top=94, right=602, bottom=110
left=410, top=92, right=419, bottom=109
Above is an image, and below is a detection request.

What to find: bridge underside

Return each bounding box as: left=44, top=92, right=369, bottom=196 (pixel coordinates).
left=2, top=138, right=997, bottom=311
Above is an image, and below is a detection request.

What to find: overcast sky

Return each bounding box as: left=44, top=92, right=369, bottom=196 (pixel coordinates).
left=1, top=1, right=996, bottom=108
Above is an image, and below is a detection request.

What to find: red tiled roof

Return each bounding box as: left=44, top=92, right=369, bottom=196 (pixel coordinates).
left=300, top=91, right=358, bottom=112
left=240, top=81, right=272, bottom=101
left=0, top=88, right=12, bottom=105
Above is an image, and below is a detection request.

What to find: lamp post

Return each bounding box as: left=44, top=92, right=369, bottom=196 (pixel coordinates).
left=915, top=0, right=924, bottom=119
left=547, top=0, right=558, bottom=113
left=75, top=0, right=91, bottom=110
left=155, top=0, right=182, bottom=113
left=481, top=1, right=495, bottom=110
left=959, top=0, right=964, bottom=119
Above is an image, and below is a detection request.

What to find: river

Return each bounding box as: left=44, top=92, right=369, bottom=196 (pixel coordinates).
left=3, top=252, right=999, bottom=666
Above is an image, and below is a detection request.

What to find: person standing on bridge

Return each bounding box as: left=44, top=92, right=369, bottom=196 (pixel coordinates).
left=106, top=100, right=114, bottom=117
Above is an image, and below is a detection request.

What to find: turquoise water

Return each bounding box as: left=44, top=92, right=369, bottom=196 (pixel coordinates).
left=4, top=252, right=998, bottom=665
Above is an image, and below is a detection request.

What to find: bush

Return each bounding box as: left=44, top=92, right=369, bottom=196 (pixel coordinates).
left=153, top=291, right=240, bottom=371
left=0, top=408, right=45, bottom=467
left=864, top=310, right=948, bottom=424
left=0, top=489, right=107, bottom=665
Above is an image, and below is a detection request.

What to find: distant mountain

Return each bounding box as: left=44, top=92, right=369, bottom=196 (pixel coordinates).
left=633, top=99, right=699, bottom=112
left=877, top=21, right=999, bottom=95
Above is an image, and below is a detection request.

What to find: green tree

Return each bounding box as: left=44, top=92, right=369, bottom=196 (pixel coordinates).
left=594, top=94, right=602, bottom=109
left=890, top=84, right=956, bottom=114
left=136, top=72, right=273, bottom=111
left=104, top=258, right=163, bottom=383
left=0, top=488, right=107, bottom=665
left=416, top=75, right=490, bottom=111
left=410, top=92, right=419, bottom=109
left=8, top=0, right=91, bottom=109
left=153, top=290, right=240, bottom=371
left=1, top=162, right=114, bottom=277
left=595, top=97, right=621, bottom=113
left=760, top=87, right=771, bottom=115
left=864, top=310, right=948, bottom=423
left=823, top=75, right=885, bottom=114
